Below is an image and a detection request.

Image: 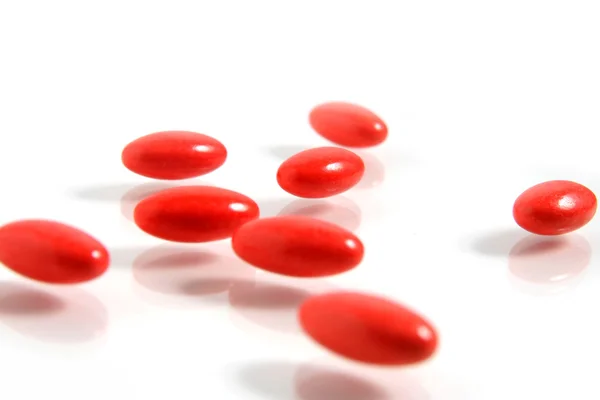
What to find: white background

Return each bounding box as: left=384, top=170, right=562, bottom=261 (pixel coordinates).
left=1, top=1, right=599, bottom=399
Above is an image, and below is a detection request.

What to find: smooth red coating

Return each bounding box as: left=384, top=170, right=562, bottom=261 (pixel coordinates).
left=309, top=102, right=388, bottom=148
left=231, top=216, right=363, bottom=277
left=122, top=131, right=227, bottom=180
left=0, top=220, right=110, bottom=284
left=134, top=186, right=259, bottom=243
left=276, top=147, right=365, bottom=198
left=513, top=180, right=597, bottom=235
left=299, top=292, right=438, bottom=366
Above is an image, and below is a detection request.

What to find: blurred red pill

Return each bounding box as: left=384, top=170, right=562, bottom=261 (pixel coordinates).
left=231, top=216, right=363, bottom=277
left=309, top=102, right=387, bottom=148
left=134, top=186, right=259, bottom=243
left=0, top=220, right=110, bottom=284
left=513, top=180, right=597, bottom=235
left=299, top=292, right=438, bottom=366
left=122, top=131, right=227, bottom=180
left=277, top=147, right=365, bottom=198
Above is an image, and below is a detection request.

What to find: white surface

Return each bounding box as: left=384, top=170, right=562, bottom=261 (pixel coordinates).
left=0, top=1, right=599, bottom=399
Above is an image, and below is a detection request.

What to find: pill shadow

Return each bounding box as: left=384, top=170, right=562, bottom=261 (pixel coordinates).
left=233, top=361, right=392, bottom=400
left=508, top=234, right=591, bottom=294
left=70, top=182, right=210, bottom=221
left=69, top=183, right=154, bottom=202
left=264, top=145, right=310, bottom=160
left=277, top=197, right=361, bottom=231
left=229, top=277, right=340, bottom=335
left=228, top=281, right=312, bottom=334
left=469, top=228, right=529, bottom=257
left=295, top=363, right=395, bottom=400
left=131, top=245, right=255, bottom=308
left=130, top=246, right=332, bottom=333
left=0, top=282, right=108, bottom=344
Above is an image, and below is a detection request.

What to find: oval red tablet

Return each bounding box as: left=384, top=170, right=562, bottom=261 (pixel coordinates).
left=276, top=147, right=365, bottom=198
left=134, top=186, right=259, bottom=243
left=122, top=131, right=227, bottom=180
left=299, top=292, right=438, bottom=366
left=309, top=102, right=388, bottom=148
left=231, top=216, right=363, bottom=277
left=0, top=220, right=110, bottom=284
left=513, top=180, right=597, bottom=235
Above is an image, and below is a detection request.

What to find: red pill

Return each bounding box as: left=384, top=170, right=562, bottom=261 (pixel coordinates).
left=299, top=292, right=438, bottom=366
left=0, top=220, right=109, bottom=284
left=309, top=102, right=388, bottom=148
left=277, top=147, right=365, bottom=198
left=122, top=131, right=227, bottom=180
left=231, top=216, right=363, bottom=277
left=513, top=180, right=597, bottom=235
left=134, top=186, right=259, bottom=243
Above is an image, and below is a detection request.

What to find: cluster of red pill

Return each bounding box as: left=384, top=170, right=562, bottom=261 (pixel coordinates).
left=0, top=101, right=597, bottom=367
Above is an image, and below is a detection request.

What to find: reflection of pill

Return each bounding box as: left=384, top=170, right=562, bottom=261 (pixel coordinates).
left=277, top=197, right=361, bottom=232
left=299, top=292, right=438, bottom=366
left=232, top=216, right=363, bottom=277
left=309, top=102, right=387, bottom=148
left=508, top=234, right=591, bottom=284
left=0, top=220, right=109, bottom=284
left=122, top=131, right=227, bottom=180
left=277, top=147, right=364, bottom=198
left=134, top=186, right=259, bottom=243
left=513, top=180, right=597, bottom=235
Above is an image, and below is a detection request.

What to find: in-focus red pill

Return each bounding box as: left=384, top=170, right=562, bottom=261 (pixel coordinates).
left=0, top=220, right=110, bottom=284
left=231, top=216, right=363, bottom=277
left=134, top=186, right=259, bottom=243
left=122, top=131, right=227, bottom=180
left=513, top=180, right=597, bottom=235
left=299, top=291, right=438, bottom=366
left=309, top=102, right=387, bottom=148
left=276, top=147, right=365, bottom=198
